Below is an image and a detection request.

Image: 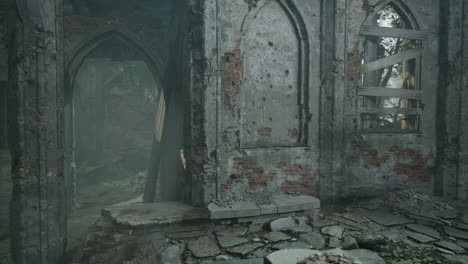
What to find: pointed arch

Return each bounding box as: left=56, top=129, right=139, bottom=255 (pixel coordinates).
left=65, top=26, right=164, bottom=102
left=238, top=0, right=311, bottom=147
left=362, top=0, right=420, bottom=30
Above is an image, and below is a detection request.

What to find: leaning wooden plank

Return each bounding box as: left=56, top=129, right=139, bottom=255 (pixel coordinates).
left=357, top=87, right=423, bottom=100
left=361, top=25, right=429, bottom=40
left=357, top=107, right=421, bottom=115
left=360, top=48, right=424, bottom=73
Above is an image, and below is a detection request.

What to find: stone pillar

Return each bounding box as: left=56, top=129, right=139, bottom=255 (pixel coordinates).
left=7, top=0, right=66, bottom=263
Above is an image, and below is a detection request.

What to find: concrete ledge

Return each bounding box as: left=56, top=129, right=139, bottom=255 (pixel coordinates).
left=208, top=201, right=261, bottom=219
left=208, top=193, right=320, bottom=220
left=272, top=193, right=320, bottom=213
left=103, top=202, right=209, bottom=228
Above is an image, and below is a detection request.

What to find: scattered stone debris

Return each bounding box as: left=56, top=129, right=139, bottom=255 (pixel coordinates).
left=66, top=190, right=468, bottom=264
left=187, top=236, right=221, bottom=258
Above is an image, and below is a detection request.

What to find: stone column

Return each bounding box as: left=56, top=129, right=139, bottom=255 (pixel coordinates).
left=7, top=0, right=66, bottom=263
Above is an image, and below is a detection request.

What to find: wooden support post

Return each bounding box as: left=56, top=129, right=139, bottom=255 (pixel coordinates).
left=7, top=0, right=66, bottom=263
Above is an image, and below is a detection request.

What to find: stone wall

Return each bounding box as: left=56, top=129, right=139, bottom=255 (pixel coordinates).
left=190, top=0, right=468, bottom=203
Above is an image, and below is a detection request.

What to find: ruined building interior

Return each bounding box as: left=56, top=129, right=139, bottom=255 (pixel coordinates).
left=1, top=0, right=468, bottom=263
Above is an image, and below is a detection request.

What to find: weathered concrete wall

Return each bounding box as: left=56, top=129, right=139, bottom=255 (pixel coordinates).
left=457, top=0, right=468, bottom=200
left=213, top=0, right=322, bottom=201
left=7, top=0, right=66, bottom=262
left=340, top=0, right=439, bottom=198
left=191, top=0, right=457, bottom=202
left=436, top=0, right=466, bottom=199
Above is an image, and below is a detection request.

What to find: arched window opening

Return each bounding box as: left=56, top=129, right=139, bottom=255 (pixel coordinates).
left=66, top=35, right=161, bottom=248
left=359, top=2, right=425, bottom=133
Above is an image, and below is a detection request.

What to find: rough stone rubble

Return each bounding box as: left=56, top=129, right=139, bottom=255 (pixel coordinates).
left=66, top=190, right=468, bottom=264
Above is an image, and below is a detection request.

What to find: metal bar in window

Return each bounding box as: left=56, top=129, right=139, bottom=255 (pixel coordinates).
left=361, top=26, right=430, bottom=40
left=357, top=107, right=421, bottom=115
left=359, top=48, right=424, bottom=73
left=357, top=87, right=423, bottom=100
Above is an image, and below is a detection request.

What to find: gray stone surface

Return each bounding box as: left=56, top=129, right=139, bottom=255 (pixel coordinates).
left=187, top=237, right=221, bottom=258
left=435, top=241, right=466, bottom=254
left=363, top=210, right=413, bottom=227
left=159, top=244, right=184, bottom=264
left=215, top=227, right=248, bottom=237
left=258, top=203, right=278, bottom=215
left=166, top=230, right=207, bottom=239
left=405, top=230, right=437, bottom=243
left=262, top=232, right=291, bottom=242
left=103, top=202, right=209, bottom=227
left=200, top=258, right=263, bottom=264
left=269, top=217, right=296, bottom=231
left=340, top=236, right=359, bottom=250
left=462, top=210, right=468, bottom=224
left=208, top=201, right=261, bottom=219
left=321, top=225, right=344, bottom=238
left=271, top=193, right=320, bottom=213
left=265, top=248, right=384, bottom=264
left=445, top=226, right=468, bottom=240
left=406, top=224, right=441, bottom=239
left=216, top=236, right=249, bottom=248
left=299, top=232, right=325, bottom=250
left=227, top=243, right=263, bottom=255
left=272, top=241, right=311, bottom=250
left=287, top=225, right=313, bottom=234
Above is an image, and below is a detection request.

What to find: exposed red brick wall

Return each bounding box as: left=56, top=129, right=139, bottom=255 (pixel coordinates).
left=223, top=156, right=318, bottom=195
left=351, top=138, right=434, bottom=180
left=257, top=127, right=272, bottom=137
left=221, top=41, right=243, bottom=103
left=389, top=147, right=434, bottom=180
left=288, top=128, right=299, bottom=137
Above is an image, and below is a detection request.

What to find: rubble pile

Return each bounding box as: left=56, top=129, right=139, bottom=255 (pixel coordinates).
left=67, top=190, right=468, bottom=264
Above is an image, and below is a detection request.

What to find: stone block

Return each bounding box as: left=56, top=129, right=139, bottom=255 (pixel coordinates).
left=208, top=201, right=261, bottom=219
left=271, top=193, right=320, bottom=213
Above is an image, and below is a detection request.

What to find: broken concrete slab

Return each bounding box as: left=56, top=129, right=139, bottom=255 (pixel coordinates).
left=340, top=236, right=359, bottom=250
left=200, top=258, right=264, bottom=264
left=435, top=241, right=466, bottom=254
left=461, top=210, right=468, bottom=224
left=299, top=232, right=325, bottom=250
left=287, top=225, right=313, bottom=234
left=226, top=242, right=263, bottom=255
left=258, top=203, right=278, bottom=215
left=187, top=237, right=221, bottom=258
left=363, top=210, right=413, bottom=227
left=271, top=193, right=320, bottom=213
left=405, top=230, right=437, bottom=243
left=269, top=217, right=296, bottom=232
left=321, top=225, right=344, bottom=238
left=166, top=230, right=207, bottom=239
left=102, top=202, right=209, bottom=227
left=271, top=241, right=311, bottom=250
left=159, top=244, right=184, bottom=264
left=265, top=248, right=384, bottom=264
left=216, top=236, right=250, bottom=248
left=445, top=226, right=468, bottom=240
left=457, top=240, right=468, bottom=250
left=406, top=224, right=441, bottom=239
left=215, top=227, right=248, bottom=237
left=457, top=223, right=468, bottom=231
left=262, top=232, right=291, bottom=242
left=208, top=201, right=261, bottom=219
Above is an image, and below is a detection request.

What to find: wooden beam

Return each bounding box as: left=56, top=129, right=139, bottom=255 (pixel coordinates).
left=357, top=87, right=423, bottom=100
left=360, top=48, right=424, bottom=73
left=361, top=25, right=430, bottom=40
left=358, top=107, right=421, bottom=115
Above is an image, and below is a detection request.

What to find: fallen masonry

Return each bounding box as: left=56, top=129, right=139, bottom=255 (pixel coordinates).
left=66, top=191, right=468, bottom=264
